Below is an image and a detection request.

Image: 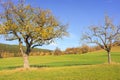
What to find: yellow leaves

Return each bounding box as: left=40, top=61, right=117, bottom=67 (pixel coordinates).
left=19, top=10, right=22, bottom=13
left=0, top=1, right=68, bottom=45
left=35, top=27, right=41, bottom=33
left=52, top=20, right=59, bottom=27
left=0, top=26, right=6, bottom=34
left=35, top=27, right=53, bottom=39
left=41, top=28, right=47, bottom=38
left=12, top=24, right=18, bottom=30
left=26, top=25, right=29, bottom=31
left=47, top=27, right=54, bottom=33
left=26, top=5, right=31, bottom=10
left=5, top=21, right=18, bottom=31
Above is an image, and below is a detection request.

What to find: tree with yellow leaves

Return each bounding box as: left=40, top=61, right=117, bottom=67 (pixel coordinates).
left=0, top=0, right=68, bottom=68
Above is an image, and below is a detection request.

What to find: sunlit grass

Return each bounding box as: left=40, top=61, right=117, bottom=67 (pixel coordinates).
left=0, top=64, right=120, bottom=80
left=0, top=49, right=120, bottom=80
left=0, top=51, right=120, bottom=70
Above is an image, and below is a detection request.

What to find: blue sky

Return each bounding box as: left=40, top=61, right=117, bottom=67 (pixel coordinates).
left=1, top=0, right=120, bottom=50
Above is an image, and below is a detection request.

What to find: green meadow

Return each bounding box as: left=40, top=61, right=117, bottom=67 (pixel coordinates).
left=0, top=47, right=120, bottom=80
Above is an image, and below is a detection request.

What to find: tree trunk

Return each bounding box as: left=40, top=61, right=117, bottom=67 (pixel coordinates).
left=23, top=53, right=30, bottom=69
left=19, top=41, right=30, bottom=69
left=107, top=51, right=111, bottom=64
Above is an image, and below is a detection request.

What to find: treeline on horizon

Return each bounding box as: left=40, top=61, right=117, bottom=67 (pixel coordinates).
left=0, top=41, right=120, bottom=58
left=0, top=43, right=52, bottom=58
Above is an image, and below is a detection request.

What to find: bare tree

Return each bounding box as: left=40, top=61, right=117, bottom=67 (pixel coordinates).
left=0, top=0, right=68, bottom=68
left=82, top=16, right=120, bottom=64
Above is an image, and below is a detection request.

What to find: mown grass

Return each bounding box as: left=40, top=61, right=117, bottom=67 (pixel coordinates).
left=0, top=64, right=120, bottom=80
left=0, top=50, right=120, bottom=80
left=0, top=52, right=120, bottom=70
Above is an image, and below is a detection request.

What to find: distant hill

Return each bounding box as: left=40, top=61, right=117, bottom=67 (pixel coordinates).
left=0, top=43, right=52, bottom=57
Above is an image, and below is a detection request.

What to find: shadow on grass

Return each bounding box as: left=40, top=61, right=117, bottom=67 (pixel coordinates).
left=0, top=61, right=103, bottom=70
left=0, top=66, right=22, bottom=70
left=30, top=65, right=50, bottom=68
left=30, top=61, right=96, bottom=68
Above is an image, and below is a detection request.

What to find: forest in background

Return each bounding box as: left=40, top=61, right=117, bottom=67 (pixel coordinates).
left=0, top=41, right=120, bottom=58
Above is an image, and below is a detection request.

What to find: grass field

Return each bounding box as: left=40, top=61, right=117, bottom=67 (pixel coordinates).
left=0, top=47, right=120, bottom=80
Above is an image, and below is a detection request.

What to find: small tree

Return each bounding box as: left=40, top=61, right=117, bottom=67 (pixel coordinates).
left=82, top=16, right=120, bottom=64
left=0, top=0, right=68, bottom=68
left=54, top=47, right=62, bottom=56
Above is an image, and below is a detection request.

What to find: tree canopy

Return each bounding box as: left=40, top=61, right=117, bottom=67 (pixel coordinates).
left=0, top=0, right=68, bottom=68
